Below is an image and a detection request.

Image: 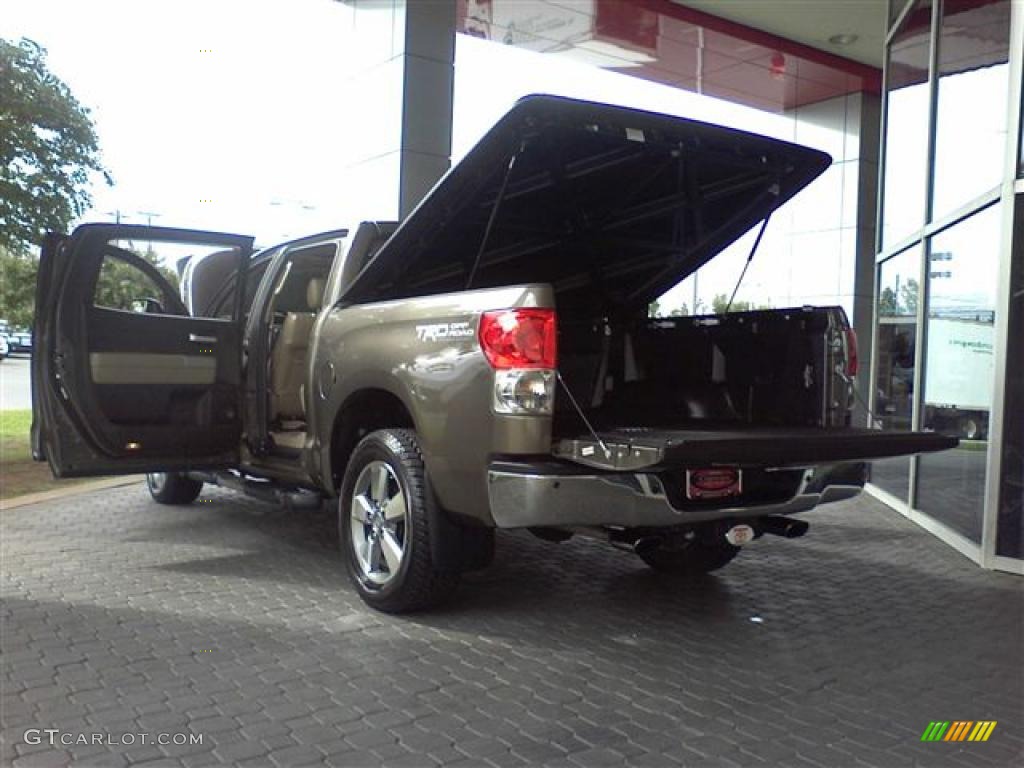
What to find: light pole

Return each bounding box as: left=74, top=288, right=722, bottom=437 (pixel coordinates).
left=136, top=211, right=161, bottom=228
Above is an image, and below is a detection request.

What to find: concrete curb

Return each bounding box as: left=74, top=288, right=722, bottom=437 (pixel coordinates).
left=0, top=476, right=142, bottom=511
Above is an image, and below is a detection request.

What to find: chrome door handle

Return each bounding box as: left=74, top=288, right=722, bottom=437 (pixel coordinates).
left=188, top=334, right=217, bottom=344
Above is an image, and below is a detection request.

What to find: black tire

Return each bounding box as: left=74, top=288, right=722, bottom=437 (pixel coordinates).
left=339, top=429, right=458, bottom=613
left=146, top=472, right=203, bottom=505
left=637, top=539, right=740, bottom=576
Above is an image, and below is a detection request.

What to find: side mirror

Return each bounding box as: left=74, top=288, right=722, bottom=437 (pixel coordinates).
left=131, top=297, right=165, bottom=314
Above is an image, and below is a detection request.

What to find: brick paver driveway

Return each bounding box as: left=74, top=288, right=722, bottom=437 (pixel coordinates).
left=2, top=484, right=1022, bottom=767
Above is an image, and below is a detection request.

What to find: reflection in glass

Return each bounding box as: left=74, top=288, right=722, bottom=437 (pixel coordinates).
left=872, top=248, right=921, bottom=501
left=882, top=1, right=931, bottom=249
left=932, top=0, right=1010, bottom=220
left=997, top=195, right=1023, bottom=558
left=917, top=205, right=1002, bottom=543
left=889, top=0, right=911, bottom=28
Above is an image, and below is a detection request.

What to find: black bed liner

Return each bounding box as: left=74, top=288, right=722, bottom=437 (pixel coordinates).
left=554, top=425, right=959, bottom=471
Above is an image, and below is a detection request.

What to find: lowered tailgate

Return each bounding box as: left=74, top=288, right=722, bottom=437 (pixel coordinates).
left=554, top=426, right=959, bottom=471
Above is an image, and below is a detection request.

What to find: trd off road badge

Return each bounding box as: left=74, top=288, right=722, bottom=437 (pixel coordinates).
left=415, top=322, right=474, bottom=342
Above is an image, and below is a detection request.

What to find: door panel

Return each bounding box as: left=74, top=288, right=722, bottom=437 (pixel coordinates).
left=88, top=353, right=217, bottom=386
left=32, top=224, right=254, bottom=477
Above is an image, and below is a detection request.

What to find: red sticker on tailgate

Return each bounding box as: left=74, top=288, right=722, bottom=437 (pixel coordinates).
left=686, top=468, right=742, bottom=500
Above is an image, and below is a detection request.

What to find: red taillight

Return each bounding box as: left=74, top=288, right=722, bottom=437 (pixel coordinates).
left=478, top=308, right=557, bottom=370
left=845, top=328, right=859, bottom=377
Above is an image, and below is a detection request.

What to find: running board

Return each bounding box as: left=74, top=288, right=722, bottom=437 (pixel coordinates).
left=189, top=470, right=323, bottom=510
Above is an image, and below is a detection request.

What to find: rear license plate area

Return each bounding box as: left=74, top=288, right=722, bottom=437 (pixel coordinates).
left=686, top=467, right=742, bottom=500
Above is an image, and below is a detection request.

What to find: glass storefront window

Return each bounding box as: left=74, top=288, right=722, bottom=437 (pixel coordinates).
left=1019, top=87, right=1024, bottom=179
left=932, top=0, right=1010, bottom=221
left=881, top=1, right=931, bottom=250
left=889, top=0, right=911, bottom=29
left=997, top=194, right=1023, bottom=558
left=917, top=204, right=1002, bottom=542
left=872, top=247, right=921, bottom=501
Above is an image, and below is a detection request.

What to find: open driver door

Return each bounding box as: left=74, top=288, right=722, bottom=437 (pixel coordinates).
left=32, top=224, right=254, bottom=477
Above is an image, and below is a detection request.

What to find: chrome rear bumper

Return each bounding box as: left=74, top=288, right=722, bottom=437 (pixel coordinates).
left=487, top=463, right=866, bottom=529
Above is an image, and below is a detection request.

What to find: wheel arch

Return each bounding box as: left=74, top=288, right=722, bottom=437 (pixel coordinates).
left=329, top=398, right=494, bottom=575
left=327, top=388, right=416, bottom=494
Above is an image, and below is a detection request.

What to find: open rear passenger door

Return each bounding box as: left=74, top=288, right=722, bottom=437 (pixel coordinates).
left=32, top=224, right=254, bottom=477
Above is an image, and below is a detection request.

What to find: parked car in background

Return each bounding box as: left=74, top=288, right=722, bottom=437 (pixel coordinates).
left=7, top=329, right=33, bottom=355
left=0, top=334, right=8, bottom=359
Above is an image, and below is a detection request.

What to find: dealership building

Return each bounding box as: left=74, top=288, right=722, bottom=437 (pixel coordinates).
left=331, top=0, right=1022, bottom=573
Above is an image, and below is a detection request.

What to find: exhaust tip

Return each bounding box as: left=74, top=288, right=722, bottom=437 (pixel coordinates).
left=758, top=516, right=809, bottom=539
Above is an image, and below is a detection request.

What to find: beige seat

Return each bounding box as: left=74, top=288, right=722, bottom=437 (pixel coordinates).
left=270, top=278, right=325, bottom=420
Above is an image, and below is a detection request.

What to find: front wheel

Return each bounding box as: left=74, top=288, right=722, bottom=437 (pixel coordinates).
left=339, top=429, right=458, bottom=613
left=637, top=538, right=740, bottom=576
left=146, top=472, right=203, bottom=505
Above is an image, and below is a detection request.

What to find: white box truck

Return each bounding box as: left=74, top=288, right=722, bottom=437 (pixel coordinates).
left=925, top=316, right=994, bottom=439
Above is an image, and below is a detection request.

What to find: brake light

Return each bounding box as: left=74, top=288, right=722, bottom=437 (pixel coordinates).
left=845, top=328, right=859, bottom=377
left=478, top=308, right=557, bottom=370
left=480, top=308, right=557, bottom=415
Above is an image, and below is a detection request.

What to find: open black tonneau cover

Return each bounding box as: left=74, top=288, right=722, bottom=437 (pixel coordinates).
left=343, top=95, right=831, bottom=313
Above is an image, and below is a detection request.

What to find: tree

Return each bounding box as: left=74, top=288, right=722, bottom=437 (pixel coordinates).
left=94, top=245, right=179, bottom=311
left=900, top=278, right=919, bottom=316
left=0, top=246, right=38, bottom=328
left=0, top=37, right=110, bottom=254
left=879, top=286, right=899, bottom=316
left=0, top=243, right=178, bottom=330
left=649, top=301, right=691, bottom=318
left=711, top=293, right=771, bottom=314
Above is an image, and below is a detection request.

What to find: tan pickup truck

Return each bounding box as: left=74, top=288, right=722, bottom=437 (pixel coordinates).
left=32, top=96, right=956, bottom=612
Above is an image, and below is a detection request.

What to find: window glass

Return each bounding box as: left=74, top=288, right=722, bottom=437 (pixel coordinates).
left=94, top=244, right=181, bottom=314
left=266, top=243, right=337, bottom=318
left=96, top=239, right=248, bottom=319
left=882, top=1, right=932, bottom=249
left=180, top=246, right=249, bottom=319
left=889, top=0, right=912, bottom=29
left=932, top=0, right=1010, bottom=220
left=872, top=246, right=921, bottom=501
left=997, top=194, right=1023, bottom=558
left=1019, top=85, right=1024, bottom=179
left=208, top=259, right=270, bottom=321
left=917, top=204, right=1002, bottom=542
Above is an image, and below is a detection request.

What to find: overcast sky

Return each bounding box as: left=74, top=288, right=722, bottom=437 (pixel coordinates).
left=4, top=0, right=1006, bottom=315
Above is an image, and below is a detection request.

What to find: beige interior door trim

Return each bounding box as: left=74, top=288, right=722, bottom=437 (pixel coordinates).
left=89, top=353, right=216, bottom=385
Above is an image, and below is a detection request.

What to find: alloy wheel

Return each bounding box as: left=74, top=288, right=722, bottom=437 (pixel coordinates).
left=349, top=460, right=408, bottom=585
left=146, top=473, right=167, bottom=495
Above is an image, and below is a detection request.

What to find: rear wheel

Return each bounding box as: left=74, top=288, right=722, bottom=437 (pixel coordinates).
left=637, top=537, right=740, bottom=576
left=339, top=429, right=458, bottom=613
left=146, top=472, right=203, bottom=505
